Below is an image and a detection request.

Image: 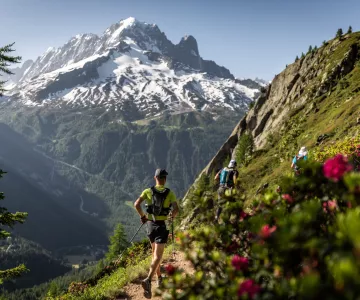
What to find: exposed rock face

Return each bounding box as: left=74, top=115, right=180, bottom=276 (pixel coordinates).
left=174, top=35, right=202, bottom=70
left=182, top=33, right=360, bottom=206
left=244, top=38, right=358, bottom=149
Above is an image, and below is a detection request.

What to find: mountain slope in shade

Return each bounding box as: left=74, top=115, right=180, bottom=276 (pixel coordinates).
left=0, top=123, right=109, bottom=250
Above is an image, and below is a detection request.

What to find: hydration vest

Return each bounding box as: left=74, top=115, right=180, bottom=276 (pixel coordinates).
left=146, top=186, right=171, bottom=221
left=220, top=167, right=235, bottom=187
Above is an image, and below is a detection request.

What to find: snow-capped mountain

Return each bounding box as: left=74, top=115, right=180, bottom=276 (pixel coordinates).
left=6, top=17, right=258, bottom=120
left=3, top=59, right=33, bottom=90
left=254, top=77, right=269, bottom=87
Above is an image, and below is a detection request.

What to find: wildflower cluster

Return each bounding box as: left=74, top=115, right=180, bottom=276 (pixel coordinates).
left=162, top=147, right=360, bottom=299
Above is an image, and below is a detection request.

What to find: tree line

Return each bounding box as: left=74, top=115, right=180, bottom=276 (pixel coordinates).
left=294, top=26, right=353, bottom=63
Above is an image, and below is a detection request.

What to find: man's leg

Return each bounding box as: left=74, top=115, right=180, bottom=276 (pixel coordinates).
left=150, top=242, right=161, bottom=277
left=147, top=243, right=166, bottom=280
left=215, top=187, right=225, bottom=222
left=142, top=224, right=166, bottom=298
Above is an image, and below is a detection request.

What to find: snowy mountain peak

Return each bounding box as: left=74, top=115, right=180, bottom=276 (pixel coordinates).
left=44, top=47, right=55, bottom=54
left=5, top=17, right=258, bottom=120
left=182, top=35, right=195, bottom=42
left=178, top=35, right=199, bottom=56
left=120, top=16, right=137, bottom=26
left=108, top=17, right=139, bottom=42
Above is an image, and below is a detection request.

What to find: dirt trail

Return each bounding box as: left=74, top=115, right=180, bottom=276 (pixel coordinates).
left=121, top=251, right=193, bottom=300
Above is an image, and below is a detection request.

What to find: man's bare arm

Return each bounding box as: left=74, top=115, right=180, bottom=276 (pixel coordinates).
left=233, top=173, right=238, bottom=186
left=170, top=202, right=179, bottom=218
left=134, top=197, right=146, bottom=217
left=214, top=170, right=221, bottom=181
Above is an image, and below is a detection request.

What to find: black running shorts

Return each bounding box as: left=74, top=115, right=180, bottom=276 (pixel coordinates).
left=146, top=221, right=169, bottom=244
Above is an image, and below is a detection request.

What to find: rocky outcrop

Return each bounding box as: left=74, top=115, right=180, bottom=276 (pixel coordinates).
left=182, top=33, right=360, bottom=208
left=236, top=36, right=360, bottom=149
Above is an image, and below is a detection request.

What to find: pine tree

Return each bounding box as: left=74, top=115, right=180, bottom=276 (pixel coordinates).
left=106, top=223, right=128, bottom=261
left=308, top=45, right=313, bottom=54
left=295, top=56, right=299, bottom=62
left=347, top=26, right=353, bottom=34
left=301, top=52, right=305, bottom=59
left=0, top=43, right=21, bottom=96
left=313, top=45, right=318, bottom=52
left=336, top=28, right=343, bottom=39
left=322, top=40, right=328, bottom=46
left=0, top=170, right=28, bottom=283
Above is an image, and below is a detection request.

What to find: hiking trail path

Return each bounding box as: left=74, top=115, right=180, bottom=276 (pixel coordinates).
left=121, top=251, right=193, bottom=300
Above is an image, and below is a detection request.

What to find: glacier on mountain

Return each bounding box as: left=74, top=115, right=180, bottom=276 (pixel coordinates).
left=5, top=17, right=260, bottom=120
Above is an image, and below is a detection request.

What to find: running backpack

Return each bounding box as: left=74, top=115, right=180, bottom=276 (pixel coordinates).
left=219, top=168, right=234, bottom=187
left=146, top=187, right=171, bottom=216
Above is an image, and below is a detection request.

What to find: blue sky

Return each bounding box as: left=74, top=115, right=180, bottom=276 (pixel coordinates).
left=2, top=0, right=360, bottom=80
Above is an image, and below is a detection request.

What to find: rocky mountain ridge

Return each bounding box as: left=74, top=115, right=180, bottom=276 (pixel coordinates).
left=183, top=31, right=360, bottom=210
left=4, top=17, right=259, bottom=120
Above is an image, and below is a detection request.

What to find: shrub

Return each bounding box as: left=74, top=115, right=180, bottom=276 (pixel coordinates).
left=162, top=146, right=360, bottom=299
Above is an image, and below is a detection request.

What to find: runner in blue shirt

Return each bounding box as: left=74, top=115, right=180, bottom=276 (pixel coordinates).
left=291, top=146, right=308, bottom=175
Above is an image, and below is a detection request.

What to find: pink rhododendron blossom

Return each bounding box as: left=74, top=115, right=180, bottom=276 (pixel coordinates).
left=260, top=224, right=277, bottom=239
left=240, top=210, right=249, bottom=221
left=238, top=279, right=261, bottom=299
left=323, top=200, right=338, bottom=213
left=282, top=194, right=294, bottom=204
left=328, top=200, right=337, bottom=211
left=356, top=145, right=360, bottom=157
left=231, top=255, right=249, bottom=271
left=165, top=264, right=176, bottom=275
left=323, top=154, right=353, bottom=182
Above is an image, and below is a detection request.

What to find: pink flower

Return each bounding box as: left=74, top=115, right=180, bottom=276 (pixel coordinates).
left=323, top=200, right=338, bottom=213
left=282, top=194, right=294, bottom=204
left=231, top=255, right=249, bottom=271
left=238, top=279, right=261, bottom=299
left=322, top=201, right=328, bottom=213
left=165, top=264, right=176, bottom=275
left=323, top=154, right=353, bottom=182
left=356, top=145, right=360, bottom=157
left=259, top=224, right=277, bottom=239
left=328, top=200, right=337, bottom=211
left=240, top=210, right=249, bottom=221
